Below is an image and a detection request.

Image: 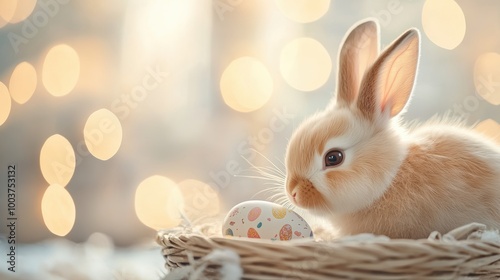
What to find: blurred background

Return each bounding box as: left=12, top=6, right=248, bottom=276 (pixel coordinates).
left=0, top=0, right=499, bottom=277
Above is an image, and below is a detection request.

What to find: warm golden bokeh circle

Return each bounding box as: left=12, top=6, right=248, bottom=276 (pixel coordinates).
left=135, top=175, right=184, bottom=230
left=10, top=0, right=37, bottom=23
left=474, top=119, right=500, bottom=144
left=84, top=109, right=123, bottom=161
left=178, top=179, right=220, bottom=223
left=422, top=0, right=466, bottom=50
left=0, top=1, right=17, bottom=23
left=41, top=184, right=76, bottom=237
left=40, top=134, right=76, bottom=187
left=0, top=82, right=11, bottom=126
left=42, top=44, right=81, bottom=97
left=474, top=52, right=500, bottom=105
left=0, top=0, right=37, bottom=24
left=9, top=61, right=37, bottom=104
left=280, top=37, right=332, bottom=91
left=220, top=57, right=274, bottom=113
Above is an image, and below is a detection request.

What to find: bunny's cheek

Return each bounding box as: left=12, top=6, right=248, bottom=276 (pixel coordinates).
left=289, top=179, right=325, bottom=209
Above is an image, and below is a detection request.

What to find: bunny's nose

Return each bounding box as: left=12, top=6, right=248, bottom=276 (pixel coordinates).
left=287, top=178, right=325, bottom=209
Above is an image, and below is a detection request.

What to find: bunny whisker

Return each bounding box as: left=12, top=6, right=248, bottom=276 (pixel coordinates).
left=251, top=186, right=283, bottom=199
left=244, top=149, right=287, bottom=177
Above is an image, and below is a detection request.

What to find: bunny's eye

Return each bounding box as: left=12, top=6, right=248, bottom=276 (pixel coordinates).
left=324, top=149, right=344, bottom=167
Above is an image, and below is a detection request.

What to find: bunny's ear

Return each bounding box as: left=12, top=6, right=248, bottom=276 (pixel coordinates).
left=336, top=20, right=380, bottom=107
left=357, top=29, right=420, bottom=120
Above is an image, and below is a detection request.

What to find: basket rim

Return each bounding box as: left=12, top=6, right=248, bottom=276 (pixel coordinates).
left=156, top=223, right=500, bottom=280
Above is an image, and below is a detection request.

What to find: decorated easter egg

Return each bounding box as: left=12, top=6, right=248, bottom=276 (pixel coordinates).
left=222, top=200, right=313, bottom=240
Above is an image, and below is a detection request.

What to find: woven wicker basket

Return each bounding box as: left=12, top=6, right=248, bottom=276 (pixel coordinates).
left=156, top=223, right=500, bottom=279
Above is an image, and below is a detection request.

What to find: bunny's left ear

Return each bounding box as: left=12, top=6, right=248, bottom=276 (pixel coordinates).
left=335, top=19, right=380, bottom=107
left=357, top=29, right=420, bottom=120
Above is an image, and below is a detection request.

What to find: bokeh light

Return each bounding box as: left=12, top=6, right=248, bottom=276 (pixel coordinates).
left=220, top=57, right=273, bottom=113
left=280, top=37, right=332, bottom=91
left=9, top=61, right=37, bottom=104
left=474, top=52, right=500, bottom=105
left=0, top=1, right=17, bottom=23
left=474, top=119, right=500, bottom=144
left=42, top=44, right=81, bottom=97
left=422, top=0, right=466, bottom=50
left=70, top=37, right=114, bottom=94
left=84, top=109, right=123, bottom=161
left=40, top=134, right=76, bottom=187
left=178, top=179, right=220, bottom=223
left=0, top=15, right=6, bottom=29
left=10, top=0, right=37, bottom=23
left=134, top=175, right=184, bottom=230
left=86, top=232, right=114, bottom=257
left=41, top=184, right=76, bottom=237
left=0, top=82, right=11, bottom=126
left=275, top=0, right=330, bottom=23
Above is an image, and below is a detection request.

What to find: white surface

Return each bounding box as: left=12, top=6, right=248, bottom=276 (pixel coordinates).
left=0, top=234, right=167, bottom=280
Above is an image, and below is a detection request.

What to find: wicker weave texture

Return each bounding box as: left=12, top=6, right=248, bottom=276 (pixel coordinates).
left=157, top=223, right=500, bottom=279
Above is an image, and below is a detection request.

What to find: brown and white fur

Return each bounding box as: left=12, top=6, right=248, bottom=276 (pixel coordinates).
left=284, top=19, right=500, bottom=239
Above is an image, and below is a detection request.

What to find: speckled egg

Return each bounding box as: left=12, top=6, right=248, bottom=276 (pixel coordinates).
left=222, top=200, right=313, bottom=240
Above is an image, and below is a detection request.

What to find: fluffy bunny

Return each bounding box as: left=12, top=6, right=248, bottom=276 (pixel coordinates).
left=284, top=19, right=500, bottom=239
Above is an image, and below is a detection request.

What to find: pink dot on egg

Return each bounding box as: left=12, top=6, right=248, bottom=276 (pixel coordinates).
left=247, top=207, right=262, bottom=221
left=294, top=231, right=302, bottom=237
left=279, top=224, right=292, bottom=241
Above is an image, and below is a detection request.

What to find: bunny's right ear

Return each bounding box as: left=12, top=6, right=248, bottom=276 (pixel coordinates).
left=336, top=20, right=380, bottom=107
left=356, top=28, right=419, bottom=121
